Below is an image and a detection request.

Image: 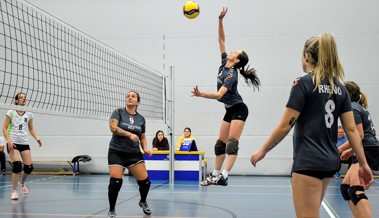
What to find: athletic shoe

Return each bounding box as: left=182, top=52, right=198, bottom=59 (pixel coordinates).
left=205, top=173, right=220, bottom=184
left=107, top=210, right=117, bottom=218
left=11, top=190, right=18, bottom=200
left=214, top=174, right=228, bottom=186
left=21, top=184, right=28, bottom=194
left=139, top=201, right=152, bottom=215
left=334, top=172, right=340, bottom=180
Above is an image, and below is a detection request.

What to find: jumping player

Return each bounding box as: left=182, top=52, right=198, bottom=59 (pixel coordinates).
left=192, top=7, right=260, bottom=186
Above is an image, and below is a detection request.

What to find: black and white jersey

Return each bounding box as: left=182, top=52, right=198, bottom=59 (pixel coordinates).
left=286, top=74, right=351, bottom=172
left=217, top=52, right=243, bottom=108
left=109, top=108, right=146, bottom=154
left=6, top=110, right=34, bottom=144
left=351, top=102, right=379, bottom=147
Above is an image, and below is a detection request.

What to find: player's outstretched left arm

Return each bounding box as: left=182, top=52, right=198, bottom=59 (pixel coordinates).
left=191, top=85, right=228, bottom=100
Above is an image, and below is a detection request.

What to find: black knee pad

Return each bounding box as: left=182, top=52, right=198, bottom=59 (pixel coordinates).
left=226, top=139, right=239, bottom=155
left=348, top=185, right=368, bottom=205
left=340, top=184, right=350, bottom=201
left=23, top=164, right=34, bottom=174
left=214, top=140, right=226, bottom=155
left=12, top=161, right=23, bottom=173
left=108, top=177, right=123, bottom=193
left=137, top=177, right=151, bottom=189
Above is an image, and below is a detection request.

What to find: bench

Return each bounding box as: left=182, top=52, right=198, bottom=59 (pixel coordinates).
left=6, top=155, right=91, bottom=175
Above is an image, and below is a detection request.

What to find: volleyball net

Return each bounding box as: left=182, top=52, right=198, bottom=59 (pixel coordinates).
left=0, top=0, right=164, bottom=120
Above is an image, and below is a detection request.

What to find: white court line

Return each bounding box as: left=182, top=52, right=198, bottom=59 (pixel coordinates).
left=321, top=200, right=337, bottom=218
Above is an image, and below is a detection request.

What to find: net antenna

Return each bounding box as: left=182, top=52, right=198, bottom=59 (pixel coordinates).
left=0, top=0, right=164, bottom=120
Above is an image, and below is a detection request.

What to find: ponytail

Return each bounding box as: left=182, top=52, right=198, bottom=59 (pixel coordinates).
left=239, top=66, right=260, bottom=90
left=344, top=81, right=368, bottom=108
left=236, top=51, right=261, bottom=91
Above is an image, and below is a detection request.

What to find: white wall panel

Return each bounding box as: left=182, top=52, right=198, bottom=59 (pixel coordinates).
left=13, top=0, right=379, bottom=175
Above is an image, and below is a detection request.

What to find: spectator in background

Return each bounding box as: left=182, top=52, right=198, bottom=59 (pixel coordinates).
left=176, top=127, right=195, bottom=150
left=152, top=130, right=169, bottom=151
left=337, top=126, right=348, bottom=147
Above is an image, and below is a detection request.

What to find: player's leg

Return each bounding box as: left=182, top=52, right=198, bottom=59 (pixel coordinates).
left=292, top=172, right=326, bottom=218
left=108, top=165, right=124, bottom=217
left=19, top=148, right=32, bottom=193
left=224, top=119, right=245, bottom=172
left=7, top=146, right=22, bottom=200
left=342, top=163, right=372, bottom=218
left=129, top=162, right=152, bottom=215
left=215, top=120, right=229, bottom=170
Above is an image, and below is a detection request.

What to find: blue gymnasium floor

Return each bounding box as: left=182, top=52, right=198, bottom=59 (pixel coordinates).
left=0, top=174, right=378, bottom=218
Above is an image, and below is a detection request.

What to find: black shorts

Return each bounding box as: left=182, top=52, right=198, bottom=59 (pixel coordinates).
left=223, top=102, right=249, bottom=123
left=108, top=148, right=144, bottom=168
left=364, top=146, right=379, bottom=171
left=293, top=170, right=336, bottom=180
left=7, top=143, right=30, bottom=153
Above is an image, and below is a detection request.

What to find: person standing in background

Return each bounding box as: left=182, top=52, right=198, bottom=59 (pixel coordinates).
left=2, top=92, right=42, bottom=200
left=338, top=81, right=379, bottom=218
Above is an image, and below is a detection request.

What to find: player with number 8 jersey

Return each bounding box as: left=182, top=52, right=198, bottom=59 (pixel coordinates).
left=250, top=33, right=373, bottom=218
left=286, top=73, right=350, bottom=172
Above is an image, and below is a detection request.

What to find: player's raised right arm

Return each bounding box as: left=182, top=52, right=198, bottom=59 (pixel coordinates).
left=218, top=7, right=227, bottom=54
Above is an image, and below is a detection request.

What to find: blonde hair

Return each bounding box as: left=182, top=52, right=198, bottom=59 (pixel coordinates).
left=303, top=33, right=344, bottom=92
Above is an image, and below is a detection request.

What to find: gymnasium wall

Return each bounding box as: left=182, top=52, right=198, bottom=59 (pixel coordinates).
left=3, top=0, right=378, bottom=175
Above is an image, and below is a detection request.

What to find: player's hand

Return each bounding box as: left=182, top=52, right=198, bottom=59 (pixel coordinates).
left=340, top=149, right=353, bottom=160
left=191, top=85, right=201, bottom=97
left=7, top=141, right=15, bottom=151
left=359, top=164, right=374, bottom=190
left=144, top=149, right=153, bottom=157
left=219, top=7, right=228, bottom=20
left=129, top=134, right=139, bottom=142
left=250, top=149, right=266, bottom=167
left=37, top=139, right=42, bottom=147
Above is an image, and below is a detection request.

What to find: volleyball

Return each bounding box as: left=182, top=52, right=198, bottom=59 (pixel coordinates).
left=183, top=1, right=200, bottom=19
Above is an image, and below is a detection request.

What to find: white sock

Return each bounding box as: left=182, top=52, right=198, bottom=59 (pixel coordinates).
left=212, top=169, right=220, bottom=176
left=222, top=170, right=229, bottom=179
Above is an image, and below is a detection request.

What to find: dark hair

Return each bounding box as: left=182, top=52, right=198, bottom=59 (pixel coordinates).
left=344, top=81, right=368, bottom=108
left=127, top=90, right=140, bottom=110
left=155, top=130, right=164, bottom=137
left=184, top=127, right=191, bottom=133
left=14, top=92, right=26, bottom=105
left=236, top=51, right=260, bottom=90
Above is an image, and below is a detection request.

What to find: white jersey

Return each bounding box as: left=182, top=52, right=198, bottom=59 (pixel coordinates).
left=6, top=110, right=34, bottom=144
left=0, top=136, right=5, bottom=147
